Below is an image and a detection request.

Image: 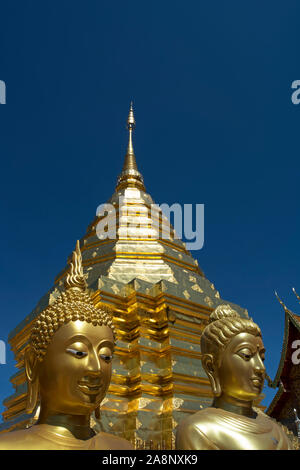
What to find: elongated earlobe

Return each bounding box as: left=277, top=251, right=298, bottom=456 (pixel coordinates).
left=202, top=353, right=222, bottom=397
left=25, top=348, right=39, bottom=414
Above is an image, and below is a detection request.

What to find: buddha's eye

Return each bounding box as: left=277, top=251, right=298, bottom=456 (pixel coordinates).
left=237, top=350, right=253, bottom=361
left=66, top=348, right=88, bottom=358
left=99, top=354, right=113, bottom=363
left=99, top=347, right=113, bottom=362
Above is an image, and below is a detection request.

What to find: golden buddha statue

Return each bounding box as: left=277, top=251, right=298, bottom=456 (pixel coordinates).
left=0, top=242, right=133, bottom=450
left=175, top=304, right=299, bottom=450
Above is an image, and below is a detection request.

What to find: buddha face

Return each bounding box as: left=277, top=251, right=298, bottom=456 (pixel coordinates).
left=217, top=332, right=266, bottom=402
left=35, top=320, right=114, bottom=415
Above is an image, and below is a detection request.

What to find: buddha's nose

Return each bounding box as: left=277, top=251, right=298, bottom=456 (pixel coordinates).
left=86, top=350, right=101, bottom=374
left=82, top=372, right=102, bottom=385
left=253, top=354, right=265, bottom=374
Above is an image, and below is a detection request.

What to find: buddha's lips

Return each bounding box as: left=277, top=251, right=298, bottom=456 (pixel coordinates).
left=250, top=377, right=264, bottom=387
left=77, top=381, right=103, bottom=395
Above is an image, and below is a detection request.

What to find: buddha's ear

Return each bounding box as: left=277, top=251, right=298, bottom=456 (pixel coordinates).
left=25, top=347, right=38, bottom=383
left=202, top=353, right=221, bottom=397
left=25, top=348, right=39, bottom=414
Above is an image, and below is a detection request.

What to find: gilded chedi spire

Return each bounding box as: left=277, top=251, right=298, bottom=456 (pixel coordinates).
left=124, top=102, right=136, bottom=168
left=116, top=103, right=145, bottom=191
left=53, top=102, right=205, bottom=285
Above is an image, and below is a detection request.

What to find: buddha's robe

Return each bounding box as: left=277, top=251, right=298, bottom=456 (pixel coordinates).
left=176, top=407, right=298, bottom=450
left=0, top=424, right=133, bottom=450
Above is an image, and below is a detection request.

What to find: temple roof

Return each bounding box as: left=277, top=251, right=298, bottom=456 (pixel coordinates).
left=267, top=292, right=300, bottom=417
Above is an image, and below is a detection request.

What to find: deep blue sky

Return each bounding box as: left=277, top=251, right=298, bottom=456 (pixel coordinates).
left=0, top=1, right=300, bottom=416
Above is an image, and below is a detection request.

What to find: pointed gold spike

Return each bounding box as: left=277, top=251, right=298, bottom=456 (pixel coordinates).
left=127, top=101, right=136, bottom=128
left=123, top=102, right=137, bottom=171
left=116, top=103, right=145, bottom=191
left=292, top=287, right=300, bottom=303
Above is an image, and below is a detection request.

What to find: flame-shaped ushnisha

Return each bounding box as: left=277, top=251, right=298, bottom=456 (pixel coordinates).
left=64, top=240, right=86, bottom=291
left=30, top=240, right=116, bottom=362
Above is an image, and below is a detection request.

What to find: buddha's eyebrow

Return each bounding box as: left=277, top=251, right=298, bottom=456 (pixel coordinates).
left=65, top=335, right=90, bottom=346
left=98, top=339, right=113, bottom=346
left=234, top=343, right=266, bottom=354
left=97, top=340, right=114, bottom=351
left=234, top=342, right=255, bottom=351
left=65, top=336, right=114, bottom=350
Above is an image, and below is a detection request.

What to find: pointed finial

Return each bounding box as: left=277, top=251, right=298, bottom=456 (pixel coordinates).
left=116, top=103, right=145, bottom=191
left=125, top=101, right=136, bottom=161
left=274, top=291, right=289, bottom=312
left=64, top=240, right=86, bottom=291
left=292, top=287, right=300, bottom=303
left=127, top=101, right=136, bottom=129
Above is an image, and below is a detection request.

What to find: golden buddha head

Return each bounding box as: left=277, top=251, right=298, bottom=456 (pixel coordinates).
left=25, top=241, right=116, bottom=419
left=201, top=304, right=266, bottom=402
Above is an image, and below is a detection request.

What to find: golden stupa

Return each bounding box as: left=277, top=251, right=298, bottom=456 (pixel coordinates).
left=0, top=105, right=250, bottom=449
